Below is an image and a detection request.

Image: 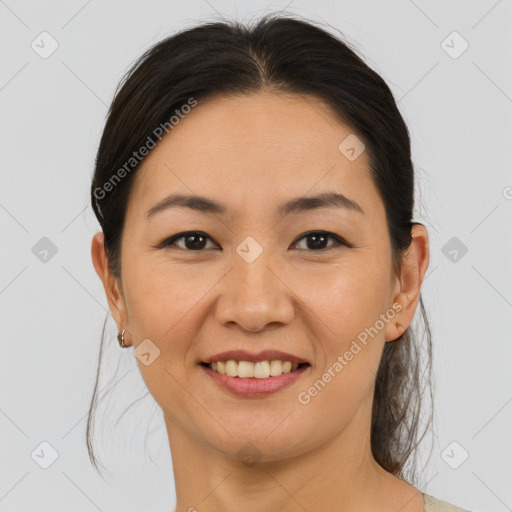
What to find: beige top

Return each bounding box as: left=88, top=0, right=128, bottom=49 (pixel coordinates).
left=170, top=492, right=473, bottom=511
left=423, top=492, right=472, bottom=511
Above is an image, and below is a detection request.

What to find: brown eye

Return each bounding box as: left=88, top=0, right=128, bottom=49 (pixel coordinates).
left=157, top=230, right=350, bottom=252
left=291, top=231, right=349, bottom=251
left=159, top=231, right=218, bottom=251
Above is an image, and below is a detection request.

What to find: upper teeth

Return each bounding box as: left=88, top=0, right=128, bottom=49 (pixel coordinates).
left=209, top=360, right=301, bottom=378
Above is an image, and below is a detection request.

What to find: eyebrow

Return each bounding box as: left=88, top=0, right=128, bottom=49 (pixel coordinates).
left=145, top=191, right=364, bottom=219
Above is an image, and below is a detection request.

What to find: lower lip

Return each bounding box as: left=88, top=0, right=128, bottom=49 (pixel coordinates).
left=200, top=364, right=311, bottom=398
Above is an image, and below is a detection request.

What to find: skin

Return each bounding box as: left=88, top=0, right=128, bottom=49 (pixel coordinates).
left=92, top=91, right=429, bottom=512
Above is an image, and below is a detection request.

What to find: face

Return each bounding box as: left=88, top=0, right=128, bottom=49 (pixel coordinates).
left=93, top=91, right=427, bottom=464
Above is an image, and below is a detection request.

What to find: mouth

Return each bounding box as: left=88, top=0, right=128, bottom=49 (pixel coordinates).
left=199, top=360, right=311, bottom=378
left=198, top=360, right=312, bottom=398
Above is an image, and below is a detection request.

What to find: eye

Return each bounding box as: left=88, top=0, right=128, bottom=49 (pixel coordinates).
left=157, top=230, right=350, bottom=252
left=157, top=231, right=218, bottom=251
left=291, top=231, right=350, bottom=251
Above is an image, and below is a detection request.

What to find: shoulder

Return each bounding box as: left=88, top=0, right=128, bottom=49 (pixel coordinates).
left=422, top=492, right=474, bottom=512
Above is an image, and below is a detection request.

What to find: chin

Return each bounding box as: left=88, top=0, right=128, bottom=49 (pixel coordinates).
left=203, top=423, right=311, bottom=463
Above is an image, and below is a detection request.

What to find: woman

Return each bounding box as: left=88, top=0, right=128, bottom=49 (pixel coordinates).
left=89, top=13, right=473, bottom=512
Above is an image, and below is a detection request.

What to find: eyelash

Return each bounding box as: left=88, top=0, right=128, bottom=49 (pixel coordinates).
left=156, top=230, right=352, bottom=252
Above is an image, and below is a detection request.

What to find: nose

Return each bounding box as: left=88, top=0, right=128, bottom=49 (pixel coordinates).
left=214, top=247, right=295, bottom=333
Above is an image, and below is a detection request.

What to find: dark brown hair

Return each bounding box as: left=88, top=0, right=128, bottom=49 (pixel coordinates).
left=88, top=12, right=433, bottom=484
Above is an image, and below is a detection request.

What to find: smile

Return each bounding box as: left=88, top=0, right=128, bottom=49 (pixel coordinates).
left=199, top=360, right=311, bottom=398
left=201, top=359, right=310, bottom=378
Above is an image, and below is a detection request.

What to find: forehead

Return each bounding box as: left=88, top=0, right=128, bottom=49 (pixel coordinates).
left=127, top=91, right=382, bottom=222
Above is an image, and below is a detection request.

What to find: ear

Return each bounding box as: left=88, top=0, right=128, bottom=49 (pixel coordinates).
left=91, top=231, right=128, bottom=335
left=384, top=223, right=430, bottom=342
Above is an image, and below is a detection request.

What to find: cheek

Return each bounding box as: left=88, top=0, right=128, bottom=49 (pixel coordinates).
left=293, top=259, right=391, bottom=396
left=296, top=259, right=391, bottom=336
left=123, top=245, right=193, bottom=306
left=121, top=256, right=187, bottom=340
left=121, top=256, right=226, bottom=359
left=293, top=267, right=387, bottom=425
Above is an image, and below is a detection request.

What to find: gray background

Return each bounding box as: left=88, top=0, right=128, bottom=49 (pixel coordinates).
left=1, top=1, right=511, bottom=511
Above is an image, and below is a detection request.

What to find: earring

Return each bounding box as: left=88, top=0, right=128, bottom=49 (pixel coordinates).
left=117, top=329, right=127, bottom=348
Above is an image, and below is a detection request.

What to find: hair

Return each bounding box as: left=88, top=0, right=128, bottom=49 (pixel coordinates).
left=88, top=12, right=434, bottom=485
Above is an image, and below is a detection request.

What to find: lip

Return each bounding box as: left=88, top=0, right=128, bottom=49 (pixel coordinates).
left=201, top=349, right=308, bottom=364
left=200, top=363, right=311, bottom=398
